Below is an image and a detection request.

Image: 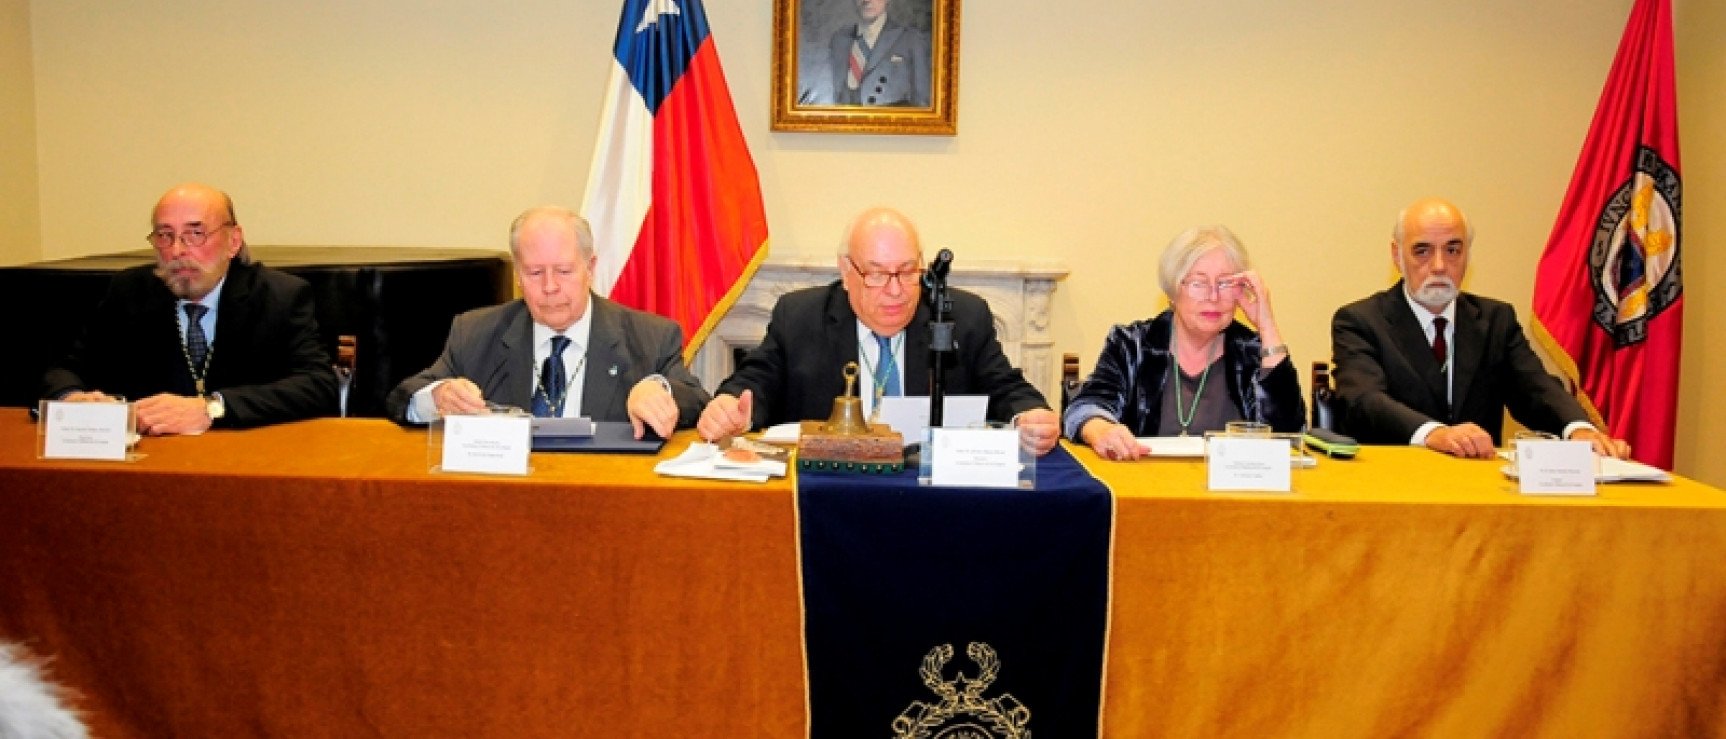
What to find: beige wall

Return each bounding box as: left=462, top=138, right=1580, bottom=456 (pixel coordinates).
left=1674, top=0, right=1724, bottom=486
left=0, top=0, right=39, bottom=265
left=23, top=0, right=1724, bottom=484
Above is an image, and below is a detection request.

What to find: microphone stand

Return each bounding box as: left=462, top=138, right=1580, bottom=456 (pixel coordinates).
left=925, top=251, right=955, bottom=428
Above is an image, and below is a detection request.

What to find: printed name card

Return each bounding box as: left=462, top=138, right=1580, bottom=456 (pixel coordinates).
left=1516, top=439, right=1597, bottom=496
left=440, top=414, right=531, bottom=476
left=1206, top=437, right=1292, bottom=492
left=929, top=427, right=1021, bottom=488
left=40, top=401, right=132, bottom=461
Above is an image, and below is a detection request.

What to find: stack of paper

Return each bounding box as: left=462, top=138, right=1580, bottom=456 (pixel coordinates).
left=1498, top=451, right=1672, bottom=483
left=654, top=442, right=788, bottom=483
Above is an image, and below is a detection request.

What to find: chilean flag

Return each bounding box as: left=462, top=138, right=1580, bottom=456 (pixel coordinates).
left=582, top=0, right=769, bottom=361
left=1531, top=0, right=1681, bottom=468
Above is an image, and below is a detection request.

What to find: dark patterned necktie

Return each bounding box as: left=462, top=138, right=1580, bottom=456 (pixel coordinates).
left=533, top=335, right=572, bottom=418
left=185, top=303, right=210, bottom=371
left=1431, top=316, right=1449, bottom=367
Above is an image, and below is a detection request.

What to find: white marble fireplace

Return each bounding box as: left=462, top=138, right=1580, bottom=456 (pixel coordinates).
left=691, top=256, right=1068, bottom=402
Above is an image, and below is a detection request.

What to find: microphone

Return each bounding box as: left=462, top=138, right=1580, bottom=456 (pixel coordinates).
left=921, top=248, right=953, bottom=294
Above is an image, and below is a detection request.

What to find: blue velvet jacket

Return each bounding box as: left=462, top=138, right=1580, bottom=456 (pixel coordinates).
left=1062, top=310, right=1305, bottom=439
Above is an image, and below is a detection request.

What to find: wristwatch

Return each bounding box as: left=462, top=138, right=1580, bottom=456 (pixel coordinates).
left=1259, top=344, right=1289, bottom=358
left=206, top=392, right=226, bottom=421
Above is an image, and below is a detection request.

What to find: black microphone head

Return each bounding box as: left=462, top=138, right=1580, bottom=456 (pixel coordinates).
left=931, top=248, right=954, bottom=279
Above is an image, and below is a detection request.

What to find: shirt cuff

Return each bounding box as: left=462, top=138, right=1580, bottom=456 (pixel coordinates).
left=1561, top=421, right=1598, bottom=440
left=407, top=380, right=445, bottom=424
left=1062, top=404, right=1118, bottom=440
left=642, top=373, right=673, bottom=395
left=1409, top=421, right=1443, bottom=447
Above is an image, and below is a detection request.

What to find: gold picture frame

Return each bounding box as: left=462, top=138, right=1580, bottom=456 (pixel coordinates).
left=771, top=0, right=960, bottom=135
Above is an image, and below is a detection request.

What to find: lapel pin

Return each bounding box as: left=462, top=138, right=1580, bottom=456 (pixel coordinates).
left=609, top=365, right=619, bottom=376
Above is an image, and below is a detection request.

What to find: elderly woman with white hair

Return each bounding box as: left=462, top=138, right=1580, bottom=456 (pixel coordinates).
left=1064, top=225, right=1305, bottom=460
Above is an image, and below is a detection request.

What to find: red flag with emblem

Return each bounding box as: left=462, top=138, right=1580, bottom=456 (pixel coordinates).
left=1531, top=0, right=1681, bottom=468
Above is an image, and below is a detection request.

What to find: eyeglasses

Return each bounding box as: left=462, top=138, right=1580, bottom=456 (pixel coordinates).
left=846, top=256, right=922, bottom=289
left=147, top=223, right=234, bottom=250
left=1179, top=278, right=1245, bottom=299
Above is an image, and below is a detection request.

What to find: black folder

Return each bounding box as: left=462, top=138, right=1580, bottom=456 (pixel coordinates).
left=531, top=421, right=665, bottom=454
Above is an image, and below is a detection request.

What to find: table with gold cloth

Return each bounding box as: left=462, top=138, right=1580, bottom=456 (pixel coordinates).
left=2, top=415, right=1722, bottom=737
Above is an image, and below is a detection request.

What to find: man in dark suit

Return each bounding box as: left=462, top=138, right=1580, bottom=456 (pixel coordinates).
left=386, top=207, right=707, bottom=438
left=1331, top=197, right=1630, bottom=459
left=829, top=0, right=930, bottom=106
left=42, top=183, right=337, bottom=434
left=697, top=207, right=1060, bottom=455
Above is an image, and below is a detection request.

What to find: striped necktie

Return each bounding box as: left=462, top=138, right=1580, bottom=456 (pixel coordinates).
left=847, top=34, right=868, bottom=93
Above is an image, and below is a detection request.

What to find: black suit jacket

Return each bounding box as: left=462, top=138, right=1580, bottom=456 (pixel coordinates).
left=41, top=258, right=339, bottom=428
left=1330, top=283, right=1587, bottom=444
left=1062, top=310, right=1304, bottom=438
left=385, top=296, right=709, bottom=427
left=716, top=281, right=1048, bottom=429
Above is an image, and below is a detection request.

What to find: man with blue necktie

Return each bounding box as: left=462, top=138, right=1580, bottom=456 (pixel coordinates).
left=42, top=183, right=338, bottom=434
left=697, top=207, right=1060, bottom=455
left=387, top=206, right=707, bottom=439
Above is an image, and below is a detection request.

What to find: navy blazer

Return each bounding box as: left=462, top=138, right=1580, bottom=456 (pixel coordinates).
left=1062, top=310, right=1304, bottom=439
left=385, top=295, right=709, bottom=427
left=716, top=281, right=1048, bottom=429
left=1330, top=283, right=1588, bottom=444
left=41, top=258, right=338, bottom=428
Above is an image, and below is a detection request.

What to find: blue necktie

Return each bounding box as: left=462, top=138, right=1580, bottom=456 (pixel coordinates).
left=184, top=303, right=210, bottom=372
left=533, top=335, right=572, bottom=417
left=874, top=333, right=901, bottom=397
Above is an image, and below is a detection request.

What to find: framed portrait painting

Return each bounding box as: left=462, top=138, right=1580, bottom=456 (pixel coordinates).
left=771, top=0, right=960, bottom=135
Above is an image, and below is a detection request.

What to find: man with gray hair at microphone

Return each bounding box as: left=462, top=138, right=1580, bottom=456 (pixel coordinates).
left=697, top=207, right=1060, bottom=455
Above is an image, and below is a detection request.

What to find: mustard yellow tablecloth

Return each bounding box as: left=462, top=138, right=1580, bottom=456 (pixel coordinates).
left=5, top=414, right=1725, bottom=738
left=1078, top=443, right=1726, bottom=738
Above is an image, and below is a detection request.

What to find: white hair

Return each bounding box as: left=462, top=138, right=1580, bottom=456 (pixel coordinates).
left=0, top=645, right=88, bottom=739
left=1157, top=225, right=1249, bottom=299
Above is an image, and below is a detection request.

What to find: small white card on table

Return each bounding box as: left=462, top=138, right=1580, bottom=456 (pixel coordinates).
left=41, top=401, right=132, bottom=461
left=1207, top=437, right=1291, bottom=492
left=875, top=395, right=988, bottom=445
left=440, top=414, right=531, bottom=476
left=1516, top=439, right=1597, bottom=496
left=929, top=427, right=1020, bottom=488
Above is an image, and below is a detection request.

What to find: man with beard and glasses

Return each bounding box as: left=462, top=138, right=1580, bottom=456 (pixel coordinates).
left=41, top=183, right=338, bottom=434
left=1330, top=197, right=1630, bottom=459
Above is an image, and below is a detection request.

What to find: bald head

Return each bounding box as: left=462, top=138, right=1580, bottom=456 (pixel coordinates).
left=841, top=207, right=922, bottom=258
left=1392, top=197, right=1472, bottom=248
left=1390, top=197, right=1471, bottom=312
left=839, top=207, right=924, bottom=336
left=150, top=182, right=243, bottom=300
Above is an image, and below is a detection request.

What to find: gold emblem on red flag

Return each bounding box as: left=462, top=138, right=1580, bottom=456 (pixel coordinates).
left=1591, top=146, right=1681, bottom=347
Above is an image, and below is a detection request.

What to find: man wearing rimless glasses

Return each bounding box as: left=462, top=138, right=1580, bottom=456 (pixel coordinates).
left=698, top=207, right=1060, bottom=455
left=42, top=183, right=338, bottom=434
